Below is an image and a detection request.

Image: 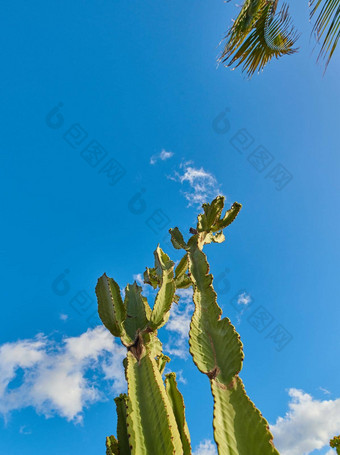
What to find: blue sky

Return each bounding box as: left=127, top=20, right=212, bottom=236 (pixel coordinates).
left=0, top=1, right=339, bottom=454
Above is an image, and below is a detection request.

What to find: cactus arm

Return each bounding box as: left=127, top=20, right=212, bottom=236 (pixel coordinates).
left=123, top=283, right=150, bottom=342
left=149, top=247, right=176, bottom=330
left=211, top=378, right=279, bottom=455
left=114, top=394, right=132, bottom=454
left=175, top=255, right=188, bottom=279
left=170, top=227, right=187, bottom=250
left=165, top=373, right=191, bottom=455
left=125, top=351, right=184, bottom=454
left=174, top=255, right=191, bottom=289
left=96, top=274, right=129, bottom=342
left=196, top=197, right=241, bottom=234
left=156, top=353, right=171, bottom=374
left=169, top=197, right=279, bottom=455
left=187, top=242, right=279, bottom=454
left=186, top=238, right=243, bottom=384
left=106, top=435, right=119, bottom=455
left=175, top=274, right=191, bottom=290
left=197, top=197, right=224, bottom=232
left=143, top=267, right=159, bottom=289
left=215, top=202, right=242, bottom=230
left=196, top=198, right=242, bottom=249
left=203, top=231, right=226, bottom=246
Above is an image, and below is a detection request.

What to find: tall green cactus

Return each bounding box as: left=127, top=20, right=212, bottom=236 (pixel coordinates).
left=96, top=196, right=279, bottom=454
left=96, top=247, right=187, bottom=454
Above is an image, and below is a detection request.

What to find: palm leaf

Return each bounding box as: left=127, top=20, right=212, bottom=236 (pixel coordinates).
left=221, top=1, right=299, bottom=77
left=311, top=0, right=340, bottom=68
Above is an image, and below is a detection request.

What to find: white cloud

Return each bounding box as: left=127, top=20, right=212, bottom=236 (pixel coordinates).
left=165, top=289, right=193, bottom=359
left=271, top=388, right=340, bottom=455
left=169, top=162, right=223, bottom=208
left=234, top=291, right=252, bottom=324
left=150, top=149, right=174, bottom=165
left=0, top=327, right=125, bottom=423
left=193, top=439, right=218, bottom=455
left=19, top=425, right=32, bottom=435
left=175, top=369, right=187, bottom=385
left=59, top=314, right=68, bottom=321
left=237, top=292, right=252, bottom=306
left=319, top=387, right=331, bottom=395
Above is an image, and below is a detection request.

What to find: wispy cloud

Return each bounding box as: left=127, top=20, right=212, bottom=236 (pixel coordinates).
left=150, top=149, right=174, bottom=165
left=271, top=388, right=340, bottom=455
left=59, top=314, right=68, bottom=322
left=175, top=369, right=187, bottom=385
left=193, top=439, right=218, bottom=455
left=169, top=161, right=222, bottom=208
left=0, top=327, right=125, bottom=423
left=237, top=292, right=252, bottom=306
left=319, top=386, right=331, bottom=396
left=19, top=425, right=32, bottom=435
left=235, top=291, right=252, bottom=323
left=165, top=289, right=193, bottom=359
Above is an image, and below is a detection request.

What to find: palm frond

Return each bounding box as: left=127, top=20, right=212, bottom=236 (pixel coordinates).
left=221, top=1, right=299, bottom=77
left=311, top=0, right=340, bottom=68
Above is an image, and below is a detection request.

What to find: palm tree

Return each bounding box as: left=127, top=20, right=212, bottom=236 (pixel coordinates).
left=220, top=0, right=340, bottom=76
left=311, top=0, right=340, bottom=67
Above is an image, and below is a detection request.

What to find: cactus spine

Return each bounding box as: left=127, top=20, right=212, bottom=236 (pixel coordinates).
left=96, top=196, right=279, bottom=454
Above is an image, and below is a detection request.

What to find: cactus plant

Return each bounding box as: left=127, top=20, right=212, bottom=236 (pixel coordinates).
left=330, top=436, right=340, bottom=454
left=96, top=196, right=279, bottom=454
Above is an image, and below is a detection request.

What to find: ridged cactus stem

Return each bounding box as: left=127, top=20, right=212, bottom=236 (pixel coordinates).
left=170, top=196, right=280, bottom=455
left=96, top=246, right=191, bottom=454
left=165, top=373, right=191, bottom=455
left=125, top=352, right=184, bottom=454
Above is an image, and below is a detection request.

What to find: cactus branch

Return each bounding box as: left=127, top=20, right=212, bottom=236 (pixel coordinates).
left=170, top=196, right=279, bottom=455
left=165, top=373, right=192, bottom=455
left=114, top=394, right=131, bottom=454
left=106, top=435, right=119, bottom=455
left=126, top=352, right=184, bottom=454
